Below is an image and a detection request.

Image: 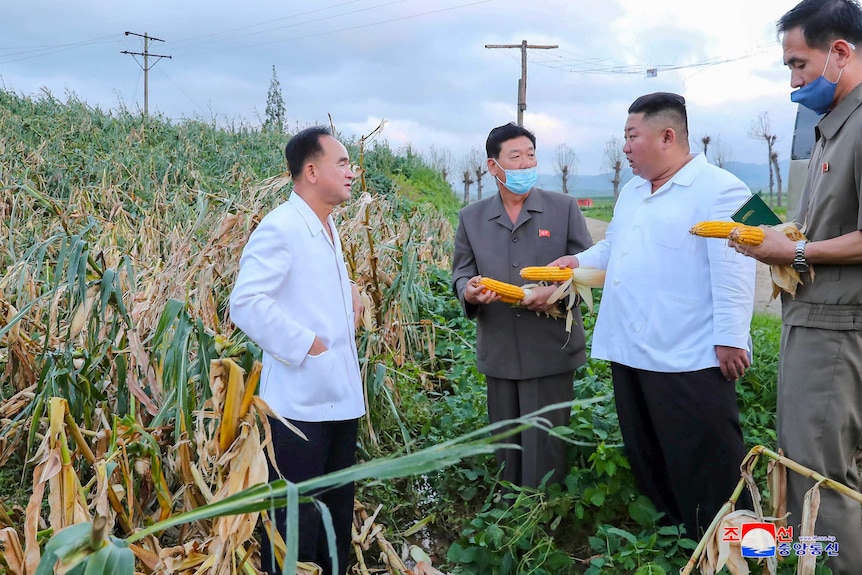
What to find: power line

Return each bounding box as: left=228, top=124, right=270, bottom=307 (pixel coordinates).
left=172, top=0, right=404, bottom=51
left=526, top=42, right=775, bottom=77
left=0, top=35, right=119, bottom=65
left=174, top=0, right=492, bottom=56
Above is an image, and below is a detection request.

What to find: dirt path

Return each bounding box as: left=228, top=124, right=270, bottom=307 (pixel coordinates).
left=584, top=217, right=781, bottom=316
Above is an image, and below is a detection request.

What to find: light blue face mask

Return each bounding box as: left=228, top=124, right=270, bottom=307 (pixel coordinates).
left=790, top=45, right=851, bottom=115
left=493, top=160, right=538, bottom=195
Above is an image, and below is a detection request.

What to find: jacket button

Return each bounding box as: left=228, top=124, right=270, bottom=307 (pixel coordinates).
left=512, top=237, right=519, bottom=242
left=512, top=261, right=519, bottom=267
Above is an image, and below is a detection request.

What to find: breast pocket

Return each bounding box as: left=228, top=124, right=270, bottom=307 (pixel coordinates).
left=649, top=205, right=699, bottom=251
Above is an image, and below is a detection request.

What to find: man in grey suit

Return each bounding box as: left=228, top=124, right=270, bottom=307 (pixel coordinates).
left=451, top=122, right=593, bottom=488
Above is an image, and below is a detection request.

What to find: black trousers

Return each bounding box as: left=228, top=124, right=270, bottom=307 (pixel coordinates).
left=611, top=363, right=751, bottom=540
left=260, top=417, right=358, bottom=575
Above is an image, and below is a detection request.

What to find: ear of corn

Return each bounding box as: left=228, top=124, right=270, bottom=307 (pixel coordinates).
left=478, top=278, right=525, bottom=304
left=689, top=221, right=765, bottom=245
left=727, top=225, right=767, bottom=246
left=519, top=266, right=574, bottom=282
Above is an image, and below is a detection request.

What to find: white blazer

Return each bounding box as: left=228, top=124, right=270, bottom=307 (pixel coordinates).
left=229, top=192, right=365, bottom=421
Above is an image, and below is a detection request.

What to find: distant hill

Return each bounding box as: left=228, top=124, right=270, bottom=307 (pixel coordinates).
left=536, top=159, right=792, bottom=198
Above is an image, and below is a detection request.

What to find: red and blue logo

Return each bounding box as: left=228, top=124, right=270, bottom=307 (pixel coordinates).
left=740, top=523, right=776, bottom=557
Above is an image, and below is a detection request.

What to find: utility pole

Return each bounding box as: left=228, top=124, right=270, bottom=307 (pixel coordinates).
left=485, top=40, right=558, bottom=126
left=121, top=31, right=172, bottom=118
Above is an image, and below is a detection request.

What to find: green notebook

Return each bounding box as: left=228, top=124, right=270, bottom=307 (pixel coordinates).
left=731, top=194, right=782, bottom=226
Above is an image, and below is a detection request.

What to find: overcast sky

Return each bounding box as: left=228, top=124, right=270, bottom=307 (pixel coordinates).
left=2, top=0, right=804, bottom=177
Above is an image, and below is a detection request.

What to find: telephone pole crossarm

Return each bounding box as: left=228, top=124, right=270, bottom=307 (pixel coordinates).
left=485, top=41, right=558, bottom=126
left=121, top=31, right=171, bottom=118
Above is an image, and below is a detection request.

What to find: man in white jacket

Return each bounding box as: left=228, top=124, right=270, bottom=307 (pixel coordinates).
left=229, top=126, right=364, bottom=575
left=549, top=92, right=756, bottom=540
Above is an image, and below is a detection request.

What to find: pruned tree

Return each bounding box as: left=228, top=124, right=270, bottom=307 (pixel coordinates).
left=461, top=157, right=475, bottom=205
left=555, top=143, right=578, bottom=195
left=428, top=145, right=453, bottom=183
left=701, top=135, right=711, bottom=157
left=467, top=148, right=487, bottom=201
left=263, top=65, right=286, bottom=132
left=711, top=136, right=733, bottom=168
left=750, top=112, right=779, bottom=206
left=771, top=150, right=784, bottom=207
left=603, top=137, right=624, bottom=203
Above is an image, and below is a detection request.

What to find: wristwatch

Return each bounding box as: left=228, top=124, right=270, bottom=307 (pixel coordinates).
left=792, top=240, right=809, bottom=273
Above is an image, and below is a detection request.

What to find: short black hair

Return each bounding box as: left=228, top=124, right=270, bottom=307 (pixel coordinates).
left=628, top=92, right=689, bottom=139
left=284, top=126, right=332, bottom=178
left=778, top=0, right=862, bottom=50
left=485, top=122, right=537, bottom=159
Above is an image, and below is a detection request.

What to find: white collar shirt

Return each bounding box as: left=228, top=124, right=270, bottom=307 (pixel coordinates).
left=229, top=192, right=364, bottom=421
left=576, top=154, right=756, bottom=372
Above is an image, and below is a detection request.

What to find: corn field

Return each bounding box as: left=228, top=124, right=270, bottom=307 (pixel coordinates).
left=0, top=89, right=494, bottom=574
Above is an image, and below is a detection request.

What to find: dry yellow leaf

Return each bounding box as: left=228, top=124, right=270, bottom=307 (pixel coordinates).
left=798, top=481, right=823, bottom=575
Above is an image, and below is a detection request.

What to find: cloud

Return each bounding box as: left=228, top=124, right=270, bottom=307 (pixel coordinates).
left=1, top=0, right=805, bottom=176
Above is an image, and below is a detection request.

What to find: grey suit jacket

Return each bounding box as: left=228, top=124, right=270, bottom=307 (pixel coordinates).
left=452, top=188, right=594, bottom=380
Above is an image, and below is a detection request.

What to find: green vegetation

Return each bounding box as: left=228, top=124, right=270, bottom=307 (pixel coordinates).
left=580, top=198, right=616, bottom=223
left=0, top=87, right=798, bottom=574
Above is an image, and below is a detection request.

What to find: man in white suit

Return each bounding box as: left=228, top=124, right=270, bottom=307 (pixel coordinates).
left=229, top=126, right=364, bottom=575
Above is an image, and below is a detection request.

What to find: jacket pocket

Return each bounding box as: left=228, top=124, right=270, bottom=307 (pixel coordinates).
left=291, top=349, right=349, bottom=408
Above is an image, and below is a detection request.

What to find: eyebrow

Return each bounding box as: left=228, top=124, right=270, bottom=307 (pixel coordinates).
left=784, top=56, right=804, bottom=66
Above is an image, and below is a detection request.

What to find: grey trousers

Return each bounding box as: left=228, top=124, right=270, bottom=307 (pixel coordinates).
left=778, top=325, right=862, bottom=575
left=485, top=371, right=574, bottom=489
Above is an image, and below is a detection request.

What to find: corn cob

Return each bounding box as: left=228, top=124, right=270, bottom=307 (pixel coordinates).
left=479, top=277, right=525, bottom=304
left=520, top=266, right=574, bottom=282
left=727, top=225, right=767, bottom=246
left=689, top=221, right=766, bottom=245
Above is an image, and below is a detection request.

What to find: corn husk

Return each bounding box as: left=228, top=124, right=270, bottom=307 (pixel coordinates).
left=768, top=223, right=812, bottom=300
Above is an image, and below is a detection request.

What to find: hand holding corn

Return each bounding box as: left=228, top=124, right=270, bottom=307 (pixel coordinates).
left=690, top=220, right=810, bottom=298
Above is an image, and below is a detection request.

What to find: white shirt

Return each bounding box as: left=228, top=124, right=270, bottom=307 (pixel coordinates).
left=229, top=192, right=365, bottom=421
left=576, top=154, right=756, bottom=372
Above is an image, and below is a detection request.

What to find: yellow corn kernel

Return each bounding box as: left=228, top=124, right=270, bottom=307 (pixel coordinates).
left=727, top=225, right=766, bottom=246
left=519, top=266, right=574, bottom=282
left=689, top=221, right=741, bottom=239
left=479, top=277, right=525, bottom=304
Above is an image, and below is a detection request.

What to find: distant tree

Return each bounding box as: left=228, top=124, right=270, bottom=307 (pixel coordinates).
left=603, top=137, right=624, bottom=203
left=461, top=157, right=475, bottom=204
left=428, top=145, right=453, bottom=183
left=771, top=150, right=784, bottom=207
left=466, top=148, right=487, bottom=201
left=712, top=136, right=733, bottom=168
left=555, top=143, right=578, bottom=195
left=701, top=135, right=711, bottom=157
left=750, top=112, right=779, bottom=206
left=264, top=65, right=286, bottom=132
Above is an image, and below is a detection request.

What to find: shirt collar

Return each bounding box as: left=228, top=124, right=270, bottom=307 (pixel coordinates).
left=635, top=153, right=706, bottom=196
left=816, top=82, right=862, bottom=140
left=289, top=191, right=330, bottom=238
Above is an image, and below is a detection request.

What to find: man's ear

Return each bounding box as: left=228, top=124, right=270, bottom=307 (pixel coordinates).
left=303, top=161, right=317, bottom=184
left=663, top=128, right=676, bottom=146
left=487, top=157, right=498, bottom=177
left=835, top=38, right=856, bottom=64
